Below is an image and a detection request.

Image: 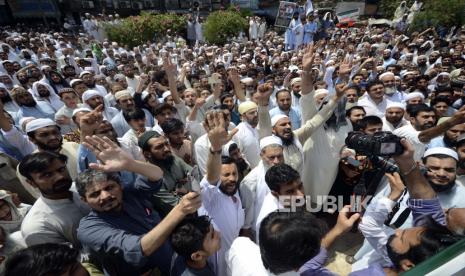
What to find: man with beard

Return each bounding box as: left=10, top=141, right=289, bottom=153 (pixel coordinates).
left=61, top=64, right=76, bottom=80
left=9, top=87, right=55, bottom=123
left=382, top=102, right=409, bottom=131
left=198, top=111, right=245, bottom=276
left=80, top=71, right=107, bottom=95
left=18, top=151, right=90, bottom=247
left=416, top=55, right=428, bottom=74
left=261, top=82, right=346, bottom=174
left=382, top=49, right=396, bottom=68
left=239, top=136, right=284, bottom=240
left=139, top=130, right=192, bottom=217
left=0, top=116, right=79, bottom=197
left=428, top=122, right=465, bottom=149
left=123, top=64, right=140, bottom=92
left=269, top=89, right=301, bottom=130
left=81, top=89, right=118, bottom=121
left=394, top=103, right=465, bottom=161
left=0, top=83, right=16, bottom=115
left=110, top=90, right=154, bottom=137
left=351, top=144, right=463, bottom=274
left=76, top=135, right=201, bottom=275
left=379, top=72, right=406, bottom=103
left=31, top=81, right=64, bottom=112
left=358, top=80, right=394, bottom=117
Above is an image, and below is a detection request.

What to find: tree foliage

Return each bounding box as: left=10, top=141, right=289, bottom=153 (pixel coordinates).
left=203, top=10, right=248, bottom=45
left=378, top=0, right=465, bottom=32
left=410, top=0, right=465, bottom=31
left=104, top=12, right=186, bottom=48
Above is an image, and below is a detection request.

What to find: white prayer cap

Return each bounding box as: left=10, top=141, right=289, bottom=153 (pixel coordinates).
left=82, top=89, right=101, bottom=102
left=72, top=107, right=91, bottom=117
left=240, top=77, right=254, bottom=84
left=290, top=77, right=302, bottom=87
left=25, top=118, right=56, bottom=133
left=271, top=114, right=289, bottom=127
left=314, top=88, right=329, bottom=99
left=84, top=67, right=94, bottom=72
left=238, top=101, right=258, bottom=115
left=386, top=102, right=405, bottom=110
left=288, top=65, right=299, bottom=72
left=379, top=72, right=395, bottom=81
left=114, top=90, right=132, bottom=101
left=400, top=71, right=416, bottom=78
left=79, top=71, right=92, bottom=78
left=437, top=72, right=451, bottom=78
left=423, top=147, right=458, bottom=161
left=69, top=79, right=83, bottom=87
left=162, top=91, right=171, bottom=101
left=260, top=136, right=283, bottom=150
left=325, top=60, right=335, bottom=67
left=114, top=73, right=126, bottom=81
left=239, top=64, right=247, bottom=70
left=404, top=92, right=425, bottom=101
left=19, top=117, right=35, bottom=132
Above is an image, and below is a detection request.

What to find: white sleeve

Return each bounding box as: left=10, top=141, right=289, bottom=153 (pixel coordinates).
left=1, top=127, right=36, bottom=156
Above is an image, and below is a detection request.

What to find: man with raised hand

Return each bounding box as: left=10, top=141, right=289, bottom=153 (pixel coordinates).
left=77, top=134, right=201, bottom=275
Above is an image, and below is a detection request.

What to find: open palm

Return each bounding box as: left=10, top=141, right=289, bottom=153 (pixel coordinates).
left=82, top=135, right=133, bottom=172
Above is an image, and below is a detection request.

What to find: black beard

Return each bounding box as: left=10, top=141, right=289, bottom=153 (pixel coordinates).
left=443, top=135, right=456, bottom=148
left=38, top=91, right=50, bottom=98
left=219, top=181, right=238, bottom=196
left=86, top=82, right=96, bottom=88
left=428, top=179, right=456, bottom=193
left=21, top=100, right=37, bottom=107
left=0, top=94, right=12, bottom=103
left=458, top=159, right=465, bottom=170
left=34, top=138, right=63, bottom=152
left=150, top=155, right=175, bottom=169
left=278, top=133, right=294, bottom=146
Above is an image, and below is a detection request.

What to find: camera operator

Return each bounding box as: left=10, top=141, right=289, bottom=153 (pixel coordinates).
left=393, top=103, right=465, bottom=161
left=352, top=146, right=465, bottom=272
left=351, top=141, right=463, bottom=275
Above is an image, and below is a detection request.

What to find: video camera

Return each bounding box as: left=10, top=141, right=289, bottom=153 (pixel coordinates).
left=345, top=131, right=404, bottom=157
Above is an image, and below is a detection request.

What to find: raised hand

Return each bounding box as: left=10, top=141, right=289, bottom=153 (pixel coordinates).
left=162, top=56, right=177, bottom=78
left=228, top=68, right=241, bottom=85
left=206, top=111, right=237, bottom=151
left=335, top=83, right=349, bottom=99
left=82, top=135, right=134, bottom=172
left=256, top=83, right=273, bottom=105
left=302, top=43, right=316, bottom=72
left=385, top=172, right=405, bottom=201
left=339, top=58, right=353, bottom=76
left=80, top=104, right=103, bottom=135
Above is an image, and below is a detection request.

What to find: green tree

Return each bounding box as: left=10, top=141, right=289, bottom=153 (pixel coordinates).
left=411, top=0, right=465, bottom=31
left=104, top=12, right=186, bottom=48
left=203, top=10, right=248, bottom=45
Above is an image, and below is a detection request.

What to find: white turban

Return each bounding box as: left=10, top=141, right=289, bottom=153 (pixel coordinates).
left=404, top=92, right=425, bottom=101
left=82, top=90, right=101, bottom=102
left=423, top=147, right=458, bottom=161
left=271, top=114, right=288, bottom=127
left=25, top=118, right=56, bottom=133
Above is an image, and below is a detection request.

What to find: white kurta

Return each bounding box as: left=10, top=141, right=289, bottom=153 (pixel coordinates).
left=255, top=193, right=283, bottom=239
left=249, top=20, right=258, bottom=40
left=235, top=122, right=260, bottom=168
left=20, top=192, right=90, bottom=247
left=357, top=96, right=393, bottom=118
left=381, top=117, right=410, bottom=132
left=198, top=178, right=244, bottom=276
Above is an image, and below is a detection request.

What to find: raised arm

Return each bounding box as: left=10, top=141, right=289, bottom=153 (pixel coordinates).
left=205, top=111, right=237, bottom=184
left=295, top=83, right=346, bottom=143
left=163, top=56, right=182, bottom=104
left=300, top=44, right=316, bottom=96
left=418, top=106, right=465, bottom=143
left=228, top=68, right=246, bottom=102
left=393, top=139, right=436, bottom=199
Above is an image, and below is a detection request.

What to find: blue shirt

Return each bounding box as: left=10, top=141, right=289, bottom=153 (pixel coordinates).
left=110, top=109, right=154, bottom=137
left=14, top=102, right=55, bottom=124
left=269, top=106, right=302, bottom=130
left=77, top=176, right=172, bottom=276
left=77, top=144, right=136, bottom=188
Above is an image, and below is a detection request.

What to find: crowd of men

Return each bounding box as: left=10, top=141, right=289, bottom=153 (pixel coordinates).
left=0, top=4, right=465, bottom=276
